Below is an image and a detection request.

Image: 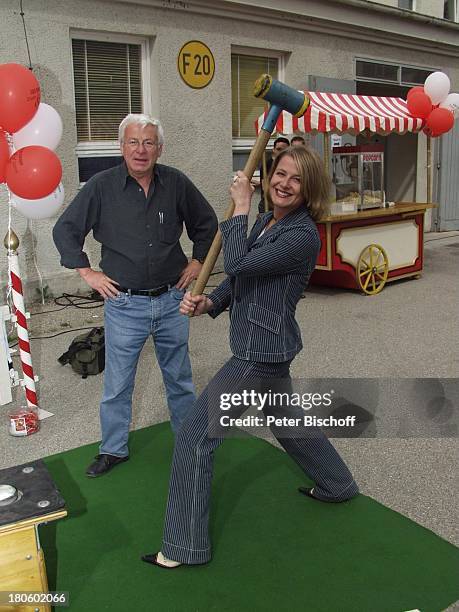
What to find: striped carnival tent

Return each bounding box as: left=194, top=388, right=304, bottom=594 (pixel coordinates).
left=255, top=91, right=424, bottom=135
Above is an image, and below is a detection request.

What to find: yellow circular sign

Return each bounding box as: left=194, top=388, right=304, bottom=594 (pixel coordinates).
left=178, top=41, right=215, bottom=89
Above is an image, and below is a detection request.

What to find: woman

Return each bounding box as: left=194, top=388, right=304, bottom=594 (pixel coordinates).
left=142, top=146, right=359, bottom=568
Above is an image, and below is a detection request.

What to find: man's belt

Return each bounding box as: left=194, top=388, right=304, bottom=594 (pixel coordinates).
left=118, top=280, right=179, bottom=298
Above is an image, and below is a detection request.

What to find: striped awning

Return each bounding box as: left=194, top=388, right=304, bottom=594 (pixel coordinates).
left=255, top=91, right=424, bottom=135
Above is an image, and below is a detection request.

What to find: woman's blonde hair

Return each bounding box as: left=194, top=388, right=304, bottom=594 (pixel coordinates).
left=268, top=146, right=330, bottom=221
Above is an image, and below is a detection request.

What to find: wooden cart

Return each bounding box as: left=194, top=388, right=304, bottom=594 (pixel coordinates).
left=255, top=89, right=437, bottom=295
left=312, top=202, right=435, bottom=294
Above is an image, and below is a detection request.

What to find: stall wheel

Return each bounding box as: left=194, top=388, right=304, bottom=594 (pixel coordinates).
left=357, top=244, right=389, bottom=295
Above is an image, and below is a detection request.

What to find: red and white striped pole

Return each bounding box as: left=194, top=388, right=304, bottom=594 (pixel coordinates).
left=4, top=229, right=39, bottom=409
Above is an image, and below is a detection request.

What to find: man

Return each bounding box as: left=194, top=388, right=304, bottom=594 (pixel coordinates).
left=257, top=136, right=290, bottom=214
left=291, top=135, right=306, bottom=147
left=53, top=114, right=217, bottom=477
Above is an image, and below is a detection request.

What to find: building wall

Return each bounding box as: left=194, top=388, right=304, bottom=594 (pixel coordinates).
left=376, top=0, right=401, bottom=6
left=0, top=0, right=457, bottom=298
left=415, top=0, right=445, bottom=18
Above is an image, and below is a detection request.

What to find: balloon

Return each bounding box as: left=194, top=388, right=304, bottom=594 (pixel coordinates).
left=439, top=92, right=459, bottom=119
left=11, top=183, right=65, bottom=220
left=6, top=146, right=62, bottom=199
left=0, top=63, right=41, bottom=133
left=0, top=130, right=10, bottom=183
left=406, top=91, right=432, bottom=119
left=424, top=107, right=455, bottom=137
left=407, top=86, right=424, bottom=100
left=424, top=71, right=450, bottom=105
left=12, top=103, right=63, bottom=151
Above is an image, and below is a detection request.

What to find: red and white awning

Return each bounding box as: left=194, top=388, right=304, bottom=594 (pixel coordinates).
left=255, top=91, right=424, bottom=135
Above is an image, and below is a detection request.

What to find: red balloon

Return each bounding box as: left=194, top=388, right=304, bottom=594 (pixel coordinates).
left=407, top=86, right=424, bottom=100
left=0, top=63, right=41, bottom=133
left=6, top=146, right=62, bottom=199
left=424, top=108, right=455, bottom=137
left=0, top=130, right=10, bottom=183
left=406, top=91, right=432, bottom=119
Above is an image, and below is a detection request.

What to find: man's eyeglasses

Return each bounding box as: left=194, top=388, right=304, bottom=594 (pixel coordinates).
left=124, top=139, right=160, bottom=150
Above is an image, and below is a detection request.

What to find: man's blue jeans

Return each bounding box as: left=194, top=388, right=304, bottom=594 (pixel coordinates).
left=99, top=287, right=195, bottom=457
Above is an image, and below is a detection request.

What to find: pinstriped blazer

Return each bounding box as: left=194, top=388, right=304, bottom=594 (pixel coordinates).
left=208, top=207, right=320, bottom=363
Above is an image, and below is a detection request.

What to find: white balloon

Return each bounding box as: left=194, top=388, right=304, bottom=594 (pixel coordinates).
left=12, top=103, right=63, bottom=151
left=424, top=72, right=451, bottom=105
left=11, top=183, right=65, bottom=220
left=439, top=92, right=459, bottom=119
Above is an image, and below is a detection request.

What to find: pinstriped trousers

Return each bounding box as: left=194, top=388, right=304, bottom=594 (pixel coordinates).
left=161, top=356, right=359, bottom=565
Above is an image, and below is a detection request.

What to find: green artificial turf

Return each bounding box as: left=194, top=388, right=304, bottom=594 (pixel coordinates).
left=41, top=423, right=459, bottom=612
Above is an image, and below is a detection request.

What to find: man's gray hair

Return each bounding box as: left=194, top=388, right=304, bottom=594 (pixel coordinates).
left=119, top=114, right=164, bottom=145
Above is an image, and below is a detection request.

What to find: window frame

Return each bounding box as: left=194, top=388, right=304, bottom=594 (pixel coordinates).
left=443, top=0, right=458, bottom=21
left=354, top=57, right=439, bottom=87
left=70, top=29, right=152, bottom=158
left=231, top=46, right=286, bottom=151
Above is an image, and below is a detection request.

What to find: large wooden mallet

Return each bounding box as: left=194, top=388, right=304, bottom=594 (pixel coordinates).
left=192, top=74, right=309, bottom=296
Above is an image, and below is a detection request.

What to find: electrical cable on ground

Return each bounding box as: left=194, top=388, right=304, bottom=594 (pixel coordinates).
left=9, top=326, right=99, bottom=349
left=30, top=293, right=104, bottom=316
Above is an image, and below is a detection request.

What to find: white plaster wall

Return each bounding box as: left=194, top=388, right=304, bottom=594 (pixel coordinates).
left=374, top=0, right=398, bottom=6
left=415, top=0, right=445, bottom=18
left=331, top=0, right=444, bottom=19
left=0, top=0, right=457, bottom=299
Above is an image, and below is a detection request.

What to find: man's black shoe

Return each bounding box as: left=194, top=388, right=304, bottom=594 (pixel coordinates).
left=86, top=454, right=129, bottom=477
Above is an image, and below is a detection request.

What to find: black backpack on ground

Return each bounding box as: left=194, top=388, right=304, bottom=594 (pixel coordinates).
left=58, top=327, right=105, bottom=379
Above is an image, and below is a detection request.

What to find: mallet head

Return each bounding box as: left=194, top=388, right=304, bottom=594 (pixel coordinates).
left=254, top=74, right=309, bottom=118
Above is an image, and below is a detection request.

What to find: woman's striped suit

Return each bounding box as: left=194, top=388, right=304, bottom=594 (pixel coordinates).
left=161, top=208, right=359, bottom=564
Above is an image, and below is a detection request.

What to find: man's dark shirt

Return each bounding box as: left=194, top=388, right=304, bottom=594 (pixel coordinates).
left=53, top=162, right=217, bottom=289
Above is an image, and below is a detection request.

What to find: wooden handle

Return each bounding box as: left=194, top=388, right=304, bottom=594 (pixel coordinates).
left=262, top=151, right=269, bottom=213
left=192, top=128, right=272, bottom=296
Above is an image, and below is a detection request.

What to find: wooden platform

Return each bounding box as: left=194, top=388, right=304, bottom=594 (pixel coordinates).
left=0, top=510, right=67, bottom=611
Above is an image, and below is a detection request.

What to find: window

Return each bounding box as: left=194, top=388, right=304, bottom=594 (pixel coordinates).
left=356, top=59, right=437, bottom=87
left=401, top=66, right=433, bottom=85
left=72, top=39, right=142, bottom=141
left=231, top=52, right=280, bottom=140
left=444, top=0, right=458, bottom=21
left=231, top=50, right=283, bottom=172
left=398, top=0, right=415, bottom=9
left=356, top=61, right=398, bottom=83
left=71, top=32, right=151, bottom=181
